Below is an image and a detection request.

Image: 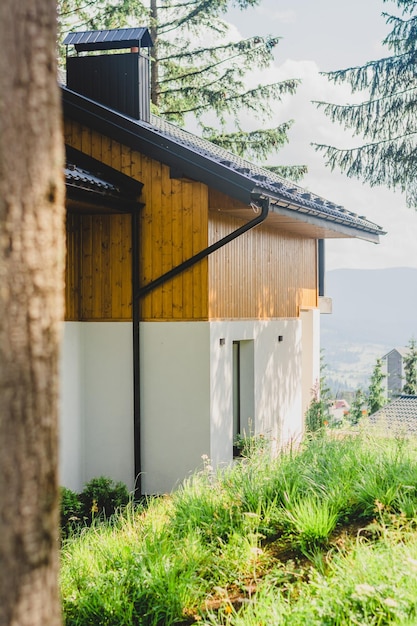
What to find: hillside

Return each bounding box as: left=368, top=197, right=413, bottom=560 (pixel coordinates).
left=321, top=267, right=417, bottom=392
left=61, top=437, right=417, bottom=626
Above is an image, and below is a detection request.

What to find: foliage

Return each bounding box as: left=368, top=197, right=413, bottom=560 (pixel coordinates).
left=349, top=387, right=367, bottom=425
left=60, top=477, right=130, bottom=536
left=233, top=431, right=269, bottom=457
left=403, top=336, right=417, bottom=394
left=60, top=487, right=83, bottom=539
left=367, top=358, right=387, bottom=415
left=205, top=532, right=417, bottom=625
left=58, top=0, right=306, bottom=179
left=61, top=435, right=417, bottom=625
left=305, top=353, right=332, bottom=434
left=305, top=381, right=326, bottom=433
left=313, top=0, right=417, bottom=206
left=282, top=494, right=339, bottom=555
left=79, top=476, right=130, bottom=522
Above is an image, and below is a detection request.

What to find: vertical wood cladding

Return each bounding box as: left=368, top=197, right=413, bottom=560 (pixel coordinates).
left=208, top=212, right=317, bottom=319
left=64, top=119, right=209, bottom=321
left=65, top=212, right=132, bottom=320
left=64, top=119, right=317, bottom=322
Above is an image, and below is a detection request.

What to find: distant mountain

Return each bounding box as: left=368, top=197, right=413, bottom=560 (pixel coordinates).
left=321, top=267, right=417, bottom=393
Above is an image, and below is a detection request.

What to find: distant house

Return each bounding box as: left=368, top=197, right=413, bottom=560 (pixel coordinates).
left=60, top=27, right=385, bottom=495
left=382, top=348, right=409, bottom=399
left=329, top=399, right=350, bottom=424
left=368, top=395, right=417, bottom=434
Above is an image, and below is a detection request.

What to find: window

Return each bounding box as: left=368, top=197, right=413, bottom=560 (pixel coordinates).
left=232, top=340, right=254, bottom=455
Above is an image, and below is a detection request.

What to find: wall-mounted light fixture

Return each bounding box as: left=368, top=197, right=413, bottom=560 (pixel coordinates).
left=278, top=335, right=283, bottom=342
left=219, top=338, right=226, bottom=346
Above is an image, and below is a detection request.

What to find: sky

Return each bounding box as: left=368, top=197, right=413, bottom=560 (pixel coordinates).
left=223, top=0, right=417, bottom=271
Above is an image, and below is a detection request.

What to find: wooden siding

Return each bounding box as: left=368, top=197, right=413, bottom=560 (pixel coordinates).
left=64, top=119, right=209, bottom=321
left=138, top=157, right=209, bottom=321
left=66, top=212, right=132, bottom=320
left=64, top=119, right=317, bottom=322
left=208, top=212, right=317, bottom=319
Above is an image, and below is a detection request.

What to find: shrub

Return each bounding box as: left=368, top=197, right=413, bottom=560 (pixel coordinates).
left=60, top=477, right=130, bottom=537
left=79, top=476, right=130, bottom=522
left=60, top=486, right=83, bottom=538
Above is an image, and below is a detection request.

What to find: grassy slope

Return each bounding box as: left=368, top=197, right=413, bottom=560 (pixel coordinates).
left=60, top=434, right=417, bottom=625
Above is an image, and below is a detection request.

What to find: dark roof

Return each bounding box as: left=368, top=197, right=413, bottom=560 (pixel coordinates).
left=63, top=28, right=153, bottom=52
left=368, top=395, right=417, bottom=434
left=149, top=114, right=384, bottom=240
left=66, top=163, right=119, bottom=193
left=65, top=147, right=143, bottom=212
left=62, top=85, right=385, bottom=242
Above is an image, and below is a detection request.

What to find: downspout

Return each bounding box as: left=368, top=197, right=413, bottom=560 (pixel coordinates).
left=138, top=195, right=270, bottom=298
left=132, top=209, right=142, bottom=497
left=133, top=195, right=270, bottom=496
left=318, top=239, right=325, bottom=298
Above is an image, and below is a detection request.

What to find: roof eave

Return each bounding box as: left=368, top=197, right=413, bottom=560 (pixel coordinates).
left=61, top=86, right=383, bottom=242
left=253, top=191, right=381, bottom=243
left=62, top=85, right=268, bottom=203
left=277, top=208, right=381, bottom=243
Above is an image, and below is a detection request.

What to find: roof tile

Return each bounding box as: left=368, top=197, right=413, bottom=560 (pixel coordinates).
left=369, top=395, right=417, bottom=434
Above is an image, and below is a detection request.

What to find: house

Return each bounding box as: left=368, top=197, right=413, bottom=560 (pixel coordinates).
left=382, top=347, right=409, bottom=398
left=368, top=395, right=417, bottom=435
left=60, top=27, right=385, bottom=495
left=329, top=398, right=350, bottom=424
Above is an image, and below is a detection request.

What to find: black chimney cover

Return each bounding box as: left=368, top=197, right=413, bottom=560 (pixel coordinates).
left=63, top=27, right=153, bottom=52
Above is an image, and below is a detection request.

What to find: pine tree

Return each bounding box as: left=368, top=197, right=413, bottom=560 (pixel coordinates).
left=403, top=337, right=417, bottom=394
left=58, top=0, right=306, bottom=179
left=313, top=0, right=417, bottom=206
left=349, top=388, right=366, bottom=425
left=367, top=358, right=387, bottom=415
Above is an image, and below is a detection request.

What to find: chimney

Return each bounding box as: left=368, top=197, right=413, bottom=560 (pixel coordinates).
left=63, top=28, right=153, bottom=122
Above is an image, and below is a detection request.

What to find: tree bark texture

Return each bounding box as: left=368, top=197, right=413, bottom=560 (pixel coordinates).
left=0, top=2, right=65, bottom=625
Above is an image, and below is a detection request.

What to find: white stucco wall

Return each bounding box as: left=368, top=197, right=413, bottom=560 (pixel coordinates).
left=140, top=322, right=211, bottom=494
left=59, top=323, right=83, bottom=491
left=61, top=314, right=319, bottom=496
left=209, top=319, right=304, bottom=465
left=60, top=322, right=134, bottom=492
left=141, top=318, right=311, bottom=493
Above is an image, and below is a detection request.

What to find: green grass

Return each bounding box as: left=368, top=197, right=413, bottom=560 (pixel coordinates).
left=60, top=433, right=417, bottom=625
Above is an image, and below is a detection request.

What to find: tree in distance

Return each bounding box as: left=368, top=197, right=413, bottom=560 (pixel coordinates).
left=367, top=358, right=387, bottom=416
left=313, top=0, right=417, bottom=206
left=58, top=0, right=306, bottom=180
left=349, top=388, right=367, bottom=425
left=403, top=336, right=417, bottom=394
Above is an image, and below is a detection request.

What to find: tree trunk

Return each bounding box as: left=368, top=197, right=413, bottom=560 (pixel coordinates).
left=0, top=2, right=65, bottom=625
